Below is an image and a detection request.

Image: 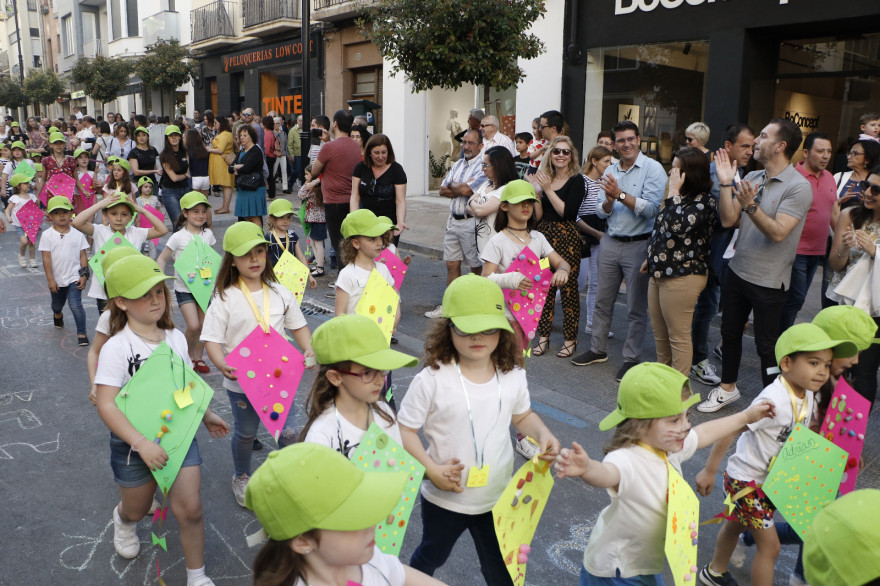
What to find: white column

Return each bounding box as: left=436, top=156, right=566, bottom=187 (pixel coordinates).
left=382, top=66, right=429, bottom=196
left=582, top=49, right=605, bottom=152
left=515, top=0, right=565, bottom=125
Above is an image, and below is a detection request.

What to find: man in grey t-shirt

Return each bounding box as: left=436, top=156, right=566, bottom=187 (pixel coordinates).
left=697, top=118, right=812, bottom=413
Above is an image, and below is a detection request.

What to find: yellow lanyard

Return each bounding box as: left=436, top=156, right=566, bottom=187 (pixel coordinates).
left=273, top=230, right=289, bottom=252
left=780, top=377, right=808, bottom=427
left=238, top=278, right=271, bottom=333
left=636, top=441, right=668, bottom=462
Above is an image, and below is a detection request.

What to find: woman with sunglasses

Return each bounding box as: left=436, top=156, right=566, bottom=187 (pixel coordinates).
left=827, top=165, right=880, bottom=405
left=684, top=122, right=712, bottom=159
left=529, top=136, right=585, bottom=358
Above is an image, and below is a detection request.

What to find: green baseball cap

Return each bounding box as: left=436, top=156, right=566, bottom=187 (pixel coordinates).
left=9, top=173, right=30, bottom=187
left=133, top=126, right=149, bottom=136
left=223, top=221, right=271, bottom=256
left=105, top=255, right=173, bottom=299
left=48, top=126, right=59, bottom=133
left=267, top=198, right=295, bottom=217
left=112, top=158, right=131, bottom=172
left=104, top=192, right=137, bottom=214
left=47, top=196, right=73, bottom=212
left=803, top=489, right=880, bottom=586
left=311, top=315, right=418, bottom=369
left=341, top=209, right=393, bottom=238
left=73, top=148, right=89, bottom=159
left=10, top=141, right=25, bottom=151
left=501, top=179, right=539, bottom=204
left=10, top=121, right=19, bottom=127
left=245, top=443, right=407, bottom=541
left=100, top=246, right=140, bottom=274
left=440, top=274, right=513, bottom=334
left=775, top=323, right=859, bottom=365
left=29, top=151, right=42, bottom=159
left=137, top=176, right=154, bottom=187
left=164, top=125, right=181, bottom=136
left=377, top=215, right=398, bottom=231
left=599, top=362, right=700, bottom=431
left=812, top=305, right=879, bottom=352
left=180, top=191, right=211, bottom=210
left=49, top=132, right=66, bottom=144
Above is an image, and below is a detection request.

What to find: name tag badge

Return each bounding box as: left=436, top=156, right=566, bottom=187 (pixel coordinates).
left=539, top=257, right=550, bottom=270
left=466, top=465, right=490, bottom=488
left=199, top=267, right=212, bottom=279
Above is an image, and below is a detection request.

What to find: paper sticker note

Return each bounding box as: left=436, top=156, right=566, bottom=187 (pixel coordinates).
left=504, top=247, right=552, bottom=342
left=273, top=249, right=310, bottom=304
left=492, top=456, right=554, bottom=586
left=818, top=378, right=870, bottom=495
left=114, top=342, right=214, bottom=494
left=350, top=423, right=426, bottom=557
left=355, top=269, right=399, bottom=345
left=137, top=204, right=165, bottom=247
left=88, top=231, right=137, bottom=286
left=376, top=248, right=408, bottom=291
left=665, top=464, right=700, bottom=586
left=173, top=234, right=222, bottom=312
left=764, top=424, right=848, bottom=538
left=16, top=199, right=43, bottom=244
left=225, top=325, right=305, bottom=444
left=173, top=383, right=195, bottom=409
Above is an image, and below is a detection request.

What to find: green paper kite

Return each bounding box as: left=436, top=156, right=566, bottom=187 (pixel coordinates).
left=173, top=234, right=222, bottom=311
left=274, top=249, right=310, bottom=304
left=350, top=424, right=425, bottom=556
left=88, top=231, right=137, bottom=286
left=764, top=424, right=848, bottom=538
left=114, top=342, right=213, bottom=494
left=14, top=160, right=35, bottom=180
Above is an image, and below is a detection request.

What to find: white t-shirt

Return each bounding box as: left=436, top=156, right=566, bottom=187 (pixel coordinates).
left=304, top=402, right=401, bottom=459
left=200, top=282, right=308, bottom=393
left=163, top=228, right=217, bottom=292
left=38, top=226, right=90, bottom=285
left=96, top=309, right=111, bottom=335
left=481, top=230, right=554, bottom=272
left=472, top=183, right=504, bottom=253
left=335, top=263, right=395, bottom=315
left=727, top=377, right=814, bottom=483
left=95, top=326, right=191, bottom=389
left=8, top=193, right=37, bottom=227
left=583, top=431, right=699, bottom=578
left=292, top=547, right=405, bottom=586
left=87, top=225, right=149, bottom=300
left=397, top=362, right=531, bottom=515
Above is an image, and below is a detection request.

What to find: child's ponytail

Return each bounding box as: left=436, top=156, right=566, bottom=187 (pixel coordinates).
left=252, top=532, right=317, bottom=586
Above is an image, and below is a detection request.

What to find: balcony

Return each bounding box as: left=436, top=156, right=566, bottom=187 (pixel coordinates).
left=0, top=51, right=8, bottom=73
left=143, top=11, right=180, bottom=47
left=312, top=0, right=374, bottom=23
left=191, top=1, right=243, bottom=51
left=242, top=0, right=300, bottom=37
left=82, top=39, right=108, bottom=58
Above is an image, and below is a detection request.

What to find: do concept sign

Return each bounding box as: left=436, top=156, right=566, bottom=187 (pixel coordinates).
left=615, top=0, right=789, bottom=15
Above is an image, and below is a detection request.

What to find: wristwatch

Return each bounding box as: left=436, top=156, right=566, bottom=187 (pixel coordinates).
left=618, top=192, right=627, bottom=201
left=744, top=203, right=758, bottom=215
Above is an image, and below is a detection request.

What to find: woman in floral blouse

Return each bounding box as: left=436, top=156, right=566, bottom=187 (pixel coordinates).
left=642, top=147, right=717, bottom=375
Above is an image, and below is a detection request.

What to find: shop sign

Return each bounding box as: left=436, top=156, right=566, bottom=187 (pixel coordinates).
left=784, top=111, right=820, bottom=130
left=263, top=94, right=303, bottom=116
left=70, top=90, right=85, bottom=99
left=615, top=0, right=790, bottom=15
left=223, top=39, right=315, bottom=73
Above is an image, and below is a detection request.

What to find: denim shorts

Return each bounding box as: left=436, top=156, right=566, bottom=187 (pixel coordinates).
left=174, top=290, right=197, bottom=307
left=109, top=432, right=202, bottom=488
left=15, top=225, right=25, bottom=238
left=308, top=221, right=327, bottom=241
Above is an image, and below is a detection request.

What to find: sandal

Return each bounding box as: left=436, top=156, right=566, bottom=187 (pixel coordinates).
left=532, top=337, right=550, bottom=356
left=556, top=340, right=577, bottom=358
left=193, top=359, right=210, bottom=374
left=310, top=267, right=325, bottom=277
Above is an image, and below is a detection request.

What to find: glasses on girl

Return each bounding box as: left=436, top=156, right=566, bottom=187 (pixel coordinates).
left=449, top=324, right=500, bottom=337
left=335, top=368, right=388, bottom=384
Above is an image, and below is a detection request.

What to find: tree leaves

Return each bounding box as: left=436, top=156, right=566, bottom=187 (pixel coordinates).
left=359, top=0, right=545, bottom=92
left=134, top=39, right=199, bottom=96
left=0, top=76, right=25, bottom=109
left=71, top=55, right=134, bottom=105
left=22, top=70, right=65, bottom=106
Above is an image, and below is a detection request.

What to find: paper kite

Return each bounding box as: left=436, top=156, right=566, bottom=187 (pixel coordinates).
left=173, top=234, right=222, bottom=312
left=492, top=454, right=554, bottom=586
left=16, top=199, right=43, bottom=244
left=14, top=160, right=35, bottom=181
left=503, top=247, right=552, bottom=341
left=45, top=172, right=76, bottom=206
left=225, top=325, right=305, bottom=444
left=818, top=378, right=870, bottom=495
left=88, top=231, right=137, bottom=286
left=350, top=424, right=425, bottom=556
left=137, top=204, right=165, bottom=247
left=376, top=248, right=408, bottom=291
left=76, top=173, right=96, bottom=210
left=273, top=249, right=310, bottom=304
left=355, top=269, right=398, bottom=345
left=764, top=424, right=847, bottom=538
left=114, top=341, right=213, bottom=494
left=665, top=464, right=700, bottom=586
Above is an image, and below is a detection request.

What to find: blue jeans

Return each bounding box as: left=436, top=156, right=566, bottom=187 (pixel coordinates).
left=410, top=497, right=513, bottom=585
left=779, top=254, right=823, bottom=331
left=691, top=278, right=721, bottom=365
left=579, top=566, right=664, bottom=586
left=161, top=185, right=189, bottom=230
left=51, top=282, right=86, bottom=335
left=225, top=389, right=296, bottom=477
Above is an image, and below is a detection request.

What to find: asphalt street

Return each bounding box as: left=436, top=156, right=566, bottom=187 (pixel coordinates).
left=1, top=217, right=877, bottom=586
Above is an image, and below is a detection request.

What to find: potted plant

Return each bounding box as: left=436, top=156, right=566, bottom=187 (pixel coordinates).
left=428, top=150, right=450, bottom=191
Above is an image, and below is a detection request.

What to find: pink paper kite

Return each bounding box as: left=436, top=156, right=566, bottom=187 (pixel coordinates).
left=818, top=377, right=870, bottom=495
left=16, top=199, right=43, bottom=244
left=42, top=173, right=76, bottom=206
left=376, top=248, right=408, bottom=291
left=503, top=246, right=552, bottom=341
left=225, top=326, right=305, bottom=444
left=138, top=204, right=164, bottom=246
left=75, top=173, right=96, bottom=212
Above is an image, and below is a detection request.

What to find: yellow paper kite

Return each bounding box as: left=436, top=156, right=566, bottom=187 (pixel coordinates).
left=665, top=464, right=700, bottom=586
left=273, top=249, right=310, bottom=304
left=355, top=269, right=398, bottom=345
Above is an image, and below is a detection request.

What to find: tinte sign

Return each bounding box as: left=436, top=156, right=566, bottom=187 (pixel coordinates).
left=222, top=39, right=315, bottom=73
left=615, top=0, right=790, bottom=15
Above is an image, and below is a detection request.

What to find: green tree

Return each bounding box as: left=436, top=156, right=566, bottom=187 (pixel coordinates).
left=135, top=39, right=199, bottom=115
left=359, top=0, right=545, bottom=92
left=23, top=69, right=66, bottom=107
left=71, top=55, right=134, bottom=106
left=0, top=76, right=25, bottom=110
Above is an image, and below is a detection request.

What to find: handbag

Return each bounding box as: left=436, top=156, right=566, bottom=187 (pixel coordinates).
left=237, top=172, right=262, bottom=191
left=580, top=214, right=607, bottom=247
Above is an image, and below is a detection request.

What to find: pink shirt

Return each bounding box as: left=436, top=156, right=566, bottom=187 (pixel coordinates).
left=794, top=162, right=837, bottom=255
left=316, top=137, right=362, bottom=204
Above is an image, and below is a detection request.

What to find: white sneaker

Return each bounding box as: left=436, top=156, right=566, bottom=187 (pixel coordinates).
left=328, top=280, right=336, bottom=289
left=691, top=360, right=721, bottom=385
left=28, top=258, right=37, bottom=268
left=188, top=576, right=216, bottom=586
left=515, top=436, right=540, bottom=460
left=232, top=473, right=249, bottom=507
left=729, top=534, right=747, bottom=568
left=112, top=506, right=141, bottom=559
left=424, top=305, right=443, bottom=319
left=696, top=385, right=741, bottom=413
left=18, top=255, right=26, bottom=267
left=787, top=574, right=808, bottom=586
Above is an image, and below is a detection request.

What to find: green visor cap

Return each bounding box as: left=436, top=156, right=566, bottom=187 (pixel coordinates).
left=100, top=246, right=141, bottom=274
left=267, top=198, right=295, bottom=217
left=311, top=314, right=418, bottom=369
left=137, top=176, right=154, bottom=188
left=245, top=443, right=408, bottom=541
left=223, top=221, right=271, bottom=256
left=73, top=148, right=89, bottom=159
left=812, top=305, right=879, bottom=353
left=48, top=126, right=59, bottom=133
left=164, top=125, right=181, bottom=136
left=9, top=173, right=30, bottom=187
left=104, top=193, right=137, bottom=214
left=10, top=121, right=19, bottom=127
left=501, top=179, right=539, bottom=204
left=113, top=158, right=131, bottom=172
left=775, top=323, right=859, bottom=365
left=47, top=196, right=73, bottom=212
left=10, top=141, right=26, bottom=151
left=134, top=126, right=149, bottom=136
left=440, top=274, right=513, bottom=334
left=341, top=209, right=393, bottom=238
left=180, top=191, right=211, bottom=210
left=49, top=132, right=66, bottom=144
left=600, top=362, right=700, bottom=431
left=105, top=255, right=173, bottom=299
left=377, top=215, right=398, bottom=231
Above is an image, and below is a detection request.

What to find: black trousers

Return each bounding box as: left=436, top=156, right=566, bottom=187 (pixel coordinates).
left=851, top=316, right=880, bottom=406
left=324, top=202, right=350, bottom=273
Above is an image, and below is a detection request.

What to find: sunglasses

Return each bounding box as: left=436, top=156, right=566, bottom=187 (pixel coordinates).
left=450, top=324, right=500, bottom=337
left=685, top=136, right=695, bottom=142
left=481, top=162, right=493, bottom=169
left=859, top=180, right=880, bottom=196
left=551, top=148, right=571, bottom=156
left=335, top=368, right=387, bottom=384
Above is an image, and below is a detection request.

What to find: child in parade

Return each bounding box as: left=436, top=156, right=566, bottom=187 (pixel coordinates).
left=5, top=173, right=39, bottom=267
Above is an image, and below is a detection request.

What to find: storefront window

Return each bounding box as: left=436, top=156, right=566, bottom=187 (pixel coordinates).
left=485, top=84, right=517, bottom=139
left=584, top=40, right=708, bottom=165
left=260, top=65, right=303, bottom=118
